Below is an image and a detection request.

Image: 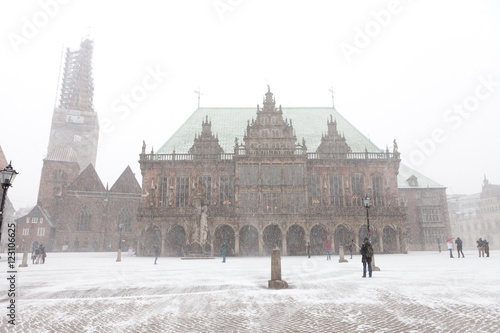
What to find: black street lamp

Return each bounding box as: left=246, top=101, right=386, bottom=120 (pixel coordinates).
left=363, top=194, right=371, bottom=240
left=0, top=162, right=18, bottom=241
left=363, top=194, right=380, bottom=271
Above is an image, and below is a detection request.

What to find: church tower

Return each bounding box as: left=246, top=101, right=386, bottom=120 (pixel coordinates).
left=38, top=38, right=99, bottom=211
left=46, top=38, right=99, bottom=171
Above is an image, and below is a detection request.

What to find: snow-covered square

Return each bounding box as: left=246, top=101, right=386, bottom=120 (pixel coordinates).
left=3, top=250, right=500, bottom=332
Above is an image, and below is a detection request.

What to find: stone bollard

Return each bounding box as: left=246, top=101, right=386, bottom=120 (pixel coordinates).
left=372, top=254, right=381, bottom=271
left=338, top=246, right=348, bottom=263
left=116, top=249, right=122, bottom=262
left=18, top=251, right=29, bottom=267
left=268, top=248, right=288, bottom=289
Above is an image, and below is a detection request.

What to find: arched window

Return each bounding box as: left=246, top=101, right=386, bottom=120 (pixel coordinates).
left=118, top=207, right=132, bottom=232
left=76, top=206, right=91, bottom=231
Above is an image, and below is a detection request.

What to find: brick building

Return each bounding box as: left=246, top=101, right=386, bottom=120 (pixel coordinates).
left=137, top=88, right=409, bottom=257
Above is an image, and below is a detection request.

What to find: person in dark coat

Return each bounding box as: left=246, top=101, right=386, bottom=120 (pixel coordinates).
left=40, top=244, right=46, bottom=264
left=477, top=238, right=485, bottom=257
left=34, top=246, right=42, bottom=264
left=484, top=239, right=490, bottom=257
left=221, top=243, right=227, bottom=263
left=307, top=242, right=311, bottom=258
left=360, top=237, right=373, bottom=278
left=154, top=244, right=160, bottom=264
left=348, top=241, right=353, bottom=259
left=455, top=237, right=465, bottom=258
left=32, top=246, right=38, bottom=264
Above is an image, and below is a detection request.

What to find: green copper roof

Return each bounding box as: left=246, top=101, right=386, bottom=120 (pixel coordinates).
left=157, top=107, right=383, bottom=154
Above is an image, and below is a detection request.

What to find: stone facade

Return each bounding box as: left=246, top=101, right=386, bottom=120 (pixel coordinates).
left=399, top=186, right=451, bottom=251
left=448, top=177, right=500, bottom=250
left=137, top=89, right=408, bottom=257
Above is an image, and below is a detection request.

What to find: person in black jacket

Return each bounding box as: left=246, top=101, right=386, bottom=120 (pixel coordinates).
left=360, top=237, right=373, bottom=278
left=455, top=237, right=465, bottom=258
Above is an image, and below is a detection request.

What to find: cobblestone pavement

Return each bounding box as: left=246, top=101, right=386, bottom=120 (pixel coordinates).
left=2, top=251, right=500, bottom=332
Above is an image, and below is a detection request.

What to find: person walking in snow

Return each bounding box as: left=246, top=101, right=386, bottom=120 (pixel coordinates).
left=325, top=240, right=331, bottom=260
left=483, top=239, right=490, bottom=257
left=360, top=237, right=373, bottom=278
left=221, top=243, right=227, bottom=263
left=477, top=238, right=485, bottom=257
left=455, top=237, right=464, bottom=258
left=35, top=245, right=43, bottom=264
left=307, top=242, right=311, bottom=258
left=40, top=244, right=46, bottom=264
left=32, top=245, right=38, bottom=264
left=447, top=239, right=454, bottom=258
left=154, top=244, right=160, bottom=264
left=348, top=241, right=353, bottom=259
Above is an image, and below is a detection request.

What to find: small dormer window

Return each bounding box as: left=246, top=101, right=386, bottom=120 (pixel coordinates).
left=407, top=175, right=418, bottom=187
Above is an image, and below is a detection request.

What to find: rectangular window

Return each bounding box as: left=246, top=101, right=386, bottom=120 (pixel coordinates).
left=329, top=175, right=344, bottom=207
left=372, top=176, right=385, bottom=206
left=263, top=193, right=281, bottom=213
left=199, top=176, right=212, bottom=204
left=38, top=228, right=45, bottom=236
left=421, top=207, right=441, bottom=223
left=262, top=165, right=271, bottom=185
left=23, top=228, right=29, bottom=236
left=39, top=218, right=44, bottom=224
left=26, top=217, right=30, bottom=224
left=422, top=228, right=444, bottom=244
left=351, top=175, right=365, bottom=206
left=239, top=165, right=258, bottom=186
left=293, top=165, right=302, bottom=185
left=308, top=175, right=321, bottom=205
left=219, top=176, right=234, bottom=206
left=176, top=176, right=190, bottom=207
left=284, top=165, right=302, bottom=185
left=272, top=165, right=281, bottom=185
left=32, top=217, right=38, bottom=223
left=285, top=192, right=303, bottom=213
left=158, top=176, right=168, bottom=207
left=239, top=193, right=258, bottom=213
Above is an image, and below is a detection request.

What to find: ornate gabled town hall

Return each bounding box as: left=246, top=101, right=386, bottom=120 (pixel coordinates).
left=137, top=87, right=408, bottom=257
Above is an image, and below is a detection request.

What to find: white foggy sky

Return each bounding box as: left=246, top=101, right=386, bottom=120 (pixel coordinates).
left=1, top=0, right=500, bottom=210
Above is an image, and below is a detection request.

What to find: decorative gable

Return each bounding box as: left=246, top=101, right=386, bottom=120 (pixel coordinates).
left=316, top=115, right=352, bottom=156
left=188, top=115, right=224, bottom=156
left=242, top=86, right=302, bottom=153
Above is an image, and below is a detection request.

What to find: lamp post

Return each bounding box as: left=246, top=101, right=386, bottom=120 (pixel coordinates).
left=363, top=194, right=380, bottom=271
left=116, top=223, right=123, bottom=262
left=0, top=162, right=18, bottom=243
left=363, top=194, right=371, bottom=239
